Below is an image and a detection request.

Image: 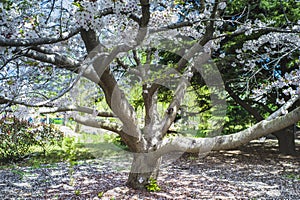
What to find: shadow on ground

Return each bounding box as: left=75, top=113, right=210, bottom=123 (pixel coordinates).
left=0, top=137, right=299, bottom=199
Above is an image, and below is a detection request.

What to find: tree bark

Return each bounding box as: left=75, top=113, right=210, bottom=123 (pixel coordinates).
left=126, top=153, right=160, bottom=190
left=273, top=125, right=296, bottom=155
left=75, top=123, right=81, bottom=133
left=156, top=106, right=300, bottom=157
left=225, top=85, right=299, bottom=155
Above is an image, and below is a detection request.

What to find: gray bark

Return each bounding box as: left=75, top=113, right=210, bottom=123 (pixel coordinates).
left=273, top=126, right=296, bottom=155
left=126, top=153, right=160, bottom=190
left=156, top=106, right=300, bottom=157
left=225, top=85, right=299, bottom=155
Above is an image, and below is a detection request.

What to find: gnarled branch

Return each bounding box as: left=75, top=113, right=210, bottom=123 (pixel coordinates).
left=73, top=114, right=122, bottom=134
left=39, top=105, right=115, bottom=118
left=23, top=49, right=80, bottom=71
left=0, top=28, right=80, bottom=47
left=156, top=106, right=300, bottom=158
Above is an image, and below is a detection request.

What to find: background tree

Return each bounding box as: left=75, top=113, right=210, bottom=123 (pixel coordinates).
left=0, top=0, right=300, bottom=190
left=214, top=0, right=300, bottom=154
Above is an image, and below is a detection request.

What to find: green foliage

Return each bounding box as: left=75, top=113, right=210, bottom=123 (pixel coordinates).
left=0, top=116, right=95, bottom=166
left=0, top=137, right=94, bottom=168
left=226, top=0, right=300, bottom=24
left=102, top=134, right=126, bottom=147
left=193, top=85, right=211, bottom=111
left=215, top=0, right=300, bottom=136
left=158, top=86, right=174, bottom=103
left=129, top=85, right=144, bottom=110
left=72, top=1, right=84, bottom=12
left=49, top=118, right=65, bottom=125
left=62, top=137, right=77, bottom=164
left=76, top=132, right=130, bottom=159
left=0, top=116, right=63, bottom=162
left=102, top=133, right=116, bottom=143
left=158, top=50, right=181, bottom=65
left=146, top=178, right=161, bottom=192
left=222, top=0, right=300, bottom=52
left=102, top=133, right=128, bottom=150
left=222, top=103, right=255, bottom=135
left=195, top=130, right=207, bottom=138
left=284, top=173, right=300, bottom=180
left=97, top=191, right=104, bottom=198
left=0, top=0, right=13, bottom=10
left=174, top=0, right=185, bottom=5
left=55, top=136, right=95, bottom=166
left=11, top=169, right=25, bottom=179
left=259, top=0, right=300, bottom=25
left=111, top=135, right=127, bottom=149
left=74, top=189, right=81, bottom=196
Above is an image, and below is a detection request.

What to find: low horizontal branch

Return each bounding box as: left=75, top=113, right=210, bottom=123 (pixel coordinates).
left=39, top=105, right=115, bottom=118
left=0, top=27, right=80, bottom=47
left=73, top=114, right=122, bottom=134
left=156, top=106, right=300, bottom=157
left=24, top=49, right=80, bottom=71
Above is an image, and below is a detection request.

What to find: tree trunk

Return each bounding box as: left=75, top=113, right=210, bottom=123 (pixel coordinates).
left=126, top=153, right=160, bottom=190
left=75, top=123, right=81, bottom=133
left=273, top=126, right=296, bottom=155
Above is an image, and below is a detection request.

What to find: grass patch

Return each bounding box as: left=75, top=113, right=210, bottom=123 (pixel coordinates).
left=0, top=136, right=95, bottom=168
left=76, top=132, right=129, bottom=158
left=284, top=173, right=300, bottom=180
left=0, top=131, right=130, bottom=169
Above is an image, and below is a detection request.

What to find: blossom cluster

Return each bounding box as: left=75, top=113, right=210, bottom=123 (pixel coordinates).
left=232, top=31, right=299, bottom=67
left=0, top=0, right=299, bottom=111
left=252, top=67, right=300, bottom=104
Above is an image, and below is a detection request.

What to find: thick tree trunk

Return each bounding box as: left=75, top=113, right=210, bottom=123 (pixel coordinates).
left=126, top=172, right=152, bottom=190
left=126, top=154, right=160, bottom=190
left=273, top=126, right=296, bottom=155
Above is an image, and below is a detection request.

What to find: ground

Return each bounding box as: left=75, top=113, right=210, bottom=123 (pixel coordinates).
left=0, top=138, right=299, bottom=199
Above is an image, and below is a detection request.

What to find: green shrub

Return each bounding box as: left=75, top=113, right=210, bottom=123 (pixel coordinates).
left=103, top=134, right=128, bottom=150
left=97, top=191, right=104, bottom=198
left=195, top=130, right=207, bottom=138
left=62, top=137, right=77, bottom=164
left=0, top=116, right=64, bottom=162
left=112, top=135, right=127, bottom=148
left=146, top=178, right=161, bottom=192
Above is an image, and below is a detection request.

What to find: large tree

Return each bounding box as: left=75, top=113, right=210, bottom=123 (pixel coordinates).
left=0, top=0, right=299, bottom=189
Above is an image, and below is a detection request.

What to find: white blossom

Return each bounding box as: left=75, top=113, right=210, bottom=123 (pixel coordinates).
left=218, top=2, right=227, bottom=10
